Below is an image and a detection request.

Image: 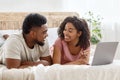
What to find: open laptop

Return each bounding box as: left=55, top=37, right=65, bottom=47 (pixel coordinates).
left=91, top=42, right=119, bottom=66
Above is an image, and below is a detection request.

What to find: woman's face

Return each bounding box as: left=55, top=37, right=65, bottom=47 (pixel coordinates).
left=63, top=22, right=81, bottom=42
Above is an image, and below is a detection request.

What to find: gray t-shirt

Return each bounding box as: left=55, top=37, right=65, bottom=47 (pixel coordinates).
left=0, top=33, right=50, bottom=64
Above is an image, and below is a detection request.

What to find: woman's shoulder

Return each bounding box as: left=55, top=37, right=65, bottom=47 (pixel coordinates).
left=55, top=37, right=62, bottom=43
left=54, top=37, right=63, bottom=47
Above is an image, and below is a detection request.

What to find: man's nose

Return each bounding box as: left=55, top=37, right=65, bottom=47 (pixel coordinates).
left=45, top=33, right=48, bottom=38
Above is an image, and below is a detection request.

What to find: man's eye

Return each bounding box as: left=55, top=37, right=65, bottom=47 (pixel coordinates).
left=43, top=32, right=46, bottom=34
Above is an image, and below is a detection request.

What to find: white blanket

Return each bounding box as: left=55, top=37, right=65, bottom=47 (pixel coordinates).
left=34, top=60, right=120, bottom=80
left=0, top=65, right=34, bottom=80
left=0, top=60, right=120, bottom=80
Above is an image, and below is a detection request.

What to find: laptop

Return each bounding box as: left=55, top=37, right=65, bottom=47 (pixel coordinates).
left=91, top=42, right=119, bottom=66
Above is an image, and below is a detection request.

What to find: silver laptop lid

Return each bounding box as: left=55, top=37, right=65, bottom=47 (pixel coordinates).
left=92, top=42, right=119, bottom=66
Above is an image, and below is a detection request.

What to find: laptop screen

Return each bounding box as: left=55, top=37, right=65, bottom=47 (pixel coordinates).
left=91, top=42, right=119, bottom=66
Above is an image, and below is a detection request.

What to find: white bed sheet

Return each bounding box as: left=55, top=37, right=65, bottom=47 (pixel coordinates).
left=34, top=60, right=120, bottom=80
left=0, top=60, right=120, bottom=80
left=0, top=64, right=34, bottom=80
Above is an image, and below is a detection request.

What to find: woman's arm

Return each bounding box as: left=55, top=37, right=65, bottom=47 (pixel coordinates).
left=65, top=49, right=90, bottom=65
left=53, top=45, right=62, bottom=64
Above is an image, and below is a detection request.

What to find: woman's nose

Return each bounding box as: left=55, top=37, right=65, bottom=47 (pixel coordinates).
left=63, top=30, right=68, bottom=35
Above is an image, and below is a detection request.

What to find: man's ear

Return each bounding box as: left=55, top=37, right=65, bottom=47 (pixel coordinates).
left=29, top=30, right=36, bottom=38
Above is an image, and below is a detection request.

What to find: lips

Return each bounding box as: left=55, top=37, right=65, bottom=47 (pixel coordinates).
left=64, top=36, right=70, bottom=40
left=43, top=39, right=45, bottom=42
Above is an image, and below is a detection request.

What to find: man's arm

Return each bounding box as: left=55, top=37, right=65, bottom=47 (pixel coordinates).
left=6, top=55, right=52, bottom=69
left=21, top=55, right=52, bottom=67
left=40, top=55, right=52, bottom=65
left=6, top=58, right=21, bottom=69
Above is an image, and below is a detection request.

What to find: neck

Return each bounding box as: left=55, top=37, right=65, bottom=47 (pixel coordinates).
left=23, top=33, right=35, bottom=49
left=67, top=38, right=79, bottom=47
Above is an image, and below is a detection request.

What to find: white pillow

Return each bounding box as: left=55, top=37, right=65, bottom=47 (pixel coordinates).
left=47, top=27, right=58, bottom=47
left=0, top=34, right=5, bottom=47
left=0, top=30, right=21, bottom=47
left=0, top=28, right=58, bottom=47
left=0, top=30, right=21, bottom=35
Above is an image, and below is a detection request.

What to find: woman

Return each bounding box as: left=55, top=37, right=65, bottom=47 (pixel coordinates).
left=52, top=16, right=90, bottom=65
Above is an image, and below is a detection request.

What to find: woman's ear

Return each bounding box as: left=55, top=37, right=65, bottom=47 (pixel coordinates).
left=78, top=31, right=82, bottom=37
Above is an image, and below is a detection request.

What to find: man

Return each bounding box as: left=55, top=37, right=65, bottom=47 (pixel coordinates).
left=0, top=13, right=52, bottom=69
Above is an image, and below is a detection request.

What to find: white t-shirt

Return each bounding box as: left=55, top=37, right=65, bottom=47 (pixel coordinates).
left=0, top=33, right=50, bottom=64
left=0, top=33, right=5, bottom=47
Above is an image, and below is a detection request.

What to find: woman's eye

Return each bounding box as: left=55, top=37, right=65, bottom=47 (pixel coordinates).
left=64, top=29, right=66, bottom=31
left=69, top=30, right=72, bottom=33
left=64, top=29, right=73, bottom=33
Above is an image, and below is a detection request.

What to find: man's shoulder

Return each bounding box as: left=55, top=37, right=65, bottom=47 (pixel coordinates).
left=7, top=33, right=23, bottom=40
left=5, top=33, right=24, bottom=45
left=9, top=33, right=22, bottom=38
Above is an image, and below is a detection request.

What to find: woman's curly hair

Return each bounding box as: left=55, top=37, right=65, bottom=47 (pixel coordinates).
left=58, top=16, right=90, bottom=50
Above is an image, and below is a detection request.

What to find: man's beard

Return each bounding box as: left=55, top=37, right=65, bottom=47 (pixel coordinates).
left=36, top=40, right=44, bottom=46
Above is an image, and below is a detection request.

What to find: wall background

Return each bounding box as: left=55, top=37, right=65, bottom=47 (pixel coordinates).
left=0, top=0, right=120, bottom=20
left=0, top=0, right=120, bottom=59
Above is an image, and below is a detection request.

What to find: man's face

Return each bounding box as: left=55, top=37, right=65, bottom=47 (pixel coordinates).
left=33, top=24, right=48, bottom=46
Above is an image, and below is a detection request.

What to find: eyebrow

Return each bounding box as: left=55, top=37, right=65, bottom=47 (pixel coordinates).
left=65, top=28, right=75, bottom=30
left=42, top=29, right=47, bottom=33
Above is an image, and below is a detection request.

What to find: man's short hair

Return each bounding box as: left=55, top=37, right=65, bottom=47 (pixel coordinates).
left=22, top=13, right=47, bottom=34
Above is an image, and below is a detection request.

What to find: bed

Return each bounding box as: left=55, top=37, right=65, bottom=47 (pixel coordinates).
left=0, top=12, right=120, bottom=80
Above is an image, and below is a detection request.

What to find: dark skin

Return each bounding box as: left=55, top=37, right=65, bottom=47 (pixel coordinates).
left=6, top=25, right=52, bottom=69
left=53, top=22, right=90, bottom=65
left=3, top=34, right=9, bottom=40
